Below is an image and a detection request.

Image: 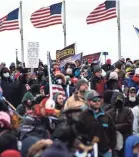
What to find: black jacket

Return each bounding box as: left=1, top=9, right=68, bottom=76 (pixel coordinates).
left=106, top=79, right=121, bottom=92
left=78, top=109, right=116, bottom=153
left=101, top=64, right=114, bottom=72
left=125, top=97, right=139, bottom=108
left=107, top=92, right=134, bottom=140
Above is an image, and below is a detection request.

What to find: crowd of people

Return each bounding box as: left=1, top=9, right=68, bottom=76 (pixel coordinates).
left=0, top=57, right=139, bottom=157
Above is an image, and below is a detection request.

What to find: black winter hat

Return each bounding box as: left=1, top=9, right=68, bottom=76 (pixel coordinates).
left=94, top=65, right=102, bottom=73
left=76, top=79, right=88, bottom=90
left=115, top=61, right=123, bottom=70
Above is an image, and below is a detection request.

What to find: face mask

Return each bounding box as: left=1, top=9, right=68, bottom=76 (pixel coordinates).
left=57, top=79, right=62, bottom=85
left=129, top=96, right=136, bottom=102
left=66, top=68, right=72, bottom=75
left=3, top=72, right=10, bottom=78
left=115, top=100, right=123, bottom=109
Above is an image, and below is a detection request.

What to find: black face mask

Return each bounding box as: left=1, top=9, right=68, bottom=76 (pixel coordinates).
left=115, top=100, right=123, bottom=109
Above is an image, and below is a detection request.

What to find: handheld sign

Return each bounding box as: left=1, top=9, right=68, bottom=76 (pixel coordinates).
left=27, top=42, right=39, bottom=68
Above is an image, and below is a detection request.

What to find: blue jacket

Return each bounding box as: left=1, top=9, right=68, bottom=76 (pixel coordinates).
left=125, top=135, right=139, bottom=157
left=125, top=78, right=139, bottom=92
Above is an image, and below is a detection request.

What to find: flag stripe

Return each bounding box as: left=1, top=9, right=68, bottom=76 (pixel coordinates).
left=0, top=8, right=19, bottom=32
left=87, top=15, right=117, bottom=24
left=31, top=2, right=62, bottom=28
left=31, top=15, right=61, bottom=24
left=33, top=21, right=62, bottom=28
left=86, top=1, right=117, bottom=24
left=87, top=11, right=116, bottom=21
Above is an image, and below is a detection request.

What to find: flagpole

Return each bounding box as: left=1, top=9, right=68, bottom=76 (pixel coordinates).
left=63, top=0, right=67, bottom=47
left=47, top=51, right=53, bottom=98
left=117, top=0, right=122, bottom=59
left=20, top=1, right=25, bottom=66
left=15, top=49, right=18, bottom=67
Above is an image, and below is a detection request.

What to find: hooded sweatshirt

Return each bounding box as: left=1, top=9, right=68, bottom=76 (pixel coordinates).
left=107, top=92, right=133, bottom=140
left=125, top=135, right=139, bottom=157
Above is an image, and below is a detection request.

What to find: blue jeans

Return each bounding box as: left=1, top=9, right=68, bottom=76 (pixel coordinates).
left=103, top=151, right=112, bottom=157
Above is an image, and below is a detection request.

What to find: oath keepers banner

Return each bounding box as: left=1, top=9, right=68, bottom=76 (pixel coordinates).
left=56, top=43, right=75, bottom=62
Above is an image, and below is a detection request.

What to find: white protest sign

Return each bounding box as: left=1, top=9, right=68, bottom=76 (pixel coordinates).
left=27, top=42, right=39, bottom=68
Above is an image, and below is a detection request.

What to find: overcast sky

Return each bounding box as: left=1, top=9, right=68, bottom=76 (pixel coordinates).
left=0, top=0, right=139, bottom=66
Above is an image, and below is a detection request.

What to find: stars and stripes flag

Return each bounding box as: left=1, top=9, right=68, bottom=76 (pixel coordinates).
left=0, top=8, right=19, bottom=32
left=86, top=0, right=117, bottom=25
left=50, top=69, right=66, bottom=98
left=48, top=52, right=66, bottom=98
left=30, top=2, right=62, bottom=28
left=133, top=26, right=139, bottom=38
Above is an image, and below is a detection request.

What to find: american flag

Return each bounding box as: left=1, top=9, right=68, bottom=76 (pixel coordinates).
left=133, top=26, right=139, bottom=38
left=30, top=2, right=62, bottom=28
left=0, top=8, right=19, bottom=32
left=86, top=0, right=117, bottom=25
left=50, top=69, right=66, bottom=97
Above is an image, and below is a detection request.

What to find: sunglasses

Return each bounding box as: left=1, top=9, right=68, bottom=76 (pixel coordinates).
left=91, top=97, right=101, bottom=102
left=130, top=91, right=136, bottom=94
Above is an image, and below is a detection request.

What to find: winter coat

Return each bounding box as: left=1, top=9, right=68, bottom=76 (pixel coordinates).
left=125, top=77, right=139, bottom=93
left=16, top=104, right=26, bottom=116
left=101, top=64, right=114, bottom=72
left=132, top=106, right=139, bottom=135
left=114, top=69, right=125, bottom=89
left=125, top=135, right=139, bottom=157
left=18, top=116, right=51, bottom=141
left=64, top=92, right=86, bottom=110
left=91, top=76, right=105, bottom=97
left=1, top=78, right=13, bottom=104
left=106, top=79, right=121, bottom=92
left=125, top=97, right=139, bottom=108
left=78, top=109, right=116, bottom=153
left=107, top=92, right=134, bottom=140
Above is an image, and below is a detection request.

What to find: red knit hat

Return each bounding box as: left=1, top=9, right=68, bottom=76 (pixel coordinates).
left=0, top=150, right=21, bottom=157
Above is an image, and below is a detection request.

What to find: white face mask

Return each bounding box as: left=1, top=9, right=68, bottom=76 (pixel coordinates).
left=129, top=96, right=136, bottom=102
left=57, top=79, right=62, bottom=85
left=3, top=72, right=10, bottom=78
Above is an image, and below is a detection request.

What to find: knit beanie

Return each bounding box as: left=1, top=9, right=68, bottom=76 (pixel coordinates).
left=115, top=61, right=123, bottom=70
left=76, top=79, right=88, bottom=90
left=0, top=150, right=21, bottom=157
left=0, top=111, right=11, bottom=128
left=22, top=92, right=34, bottom=103
left=94, top=65, right=102, bottom=73
left=135, top=68, right=139, bottom=75
left=109, top=71, right=118, bottom=80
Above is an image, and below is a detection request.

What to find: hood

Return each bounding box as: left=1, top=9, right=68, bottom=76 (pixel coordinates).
left=111, top=92, right=125, bottom=109
left=125, top=135, right=139, bottom=157
left=21, top=136, right=40, bottom=157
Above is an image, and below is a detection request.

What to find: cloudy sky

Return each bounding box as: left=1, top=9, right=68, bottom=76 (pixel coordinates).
left=0, top=0, right=139, bottom=66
